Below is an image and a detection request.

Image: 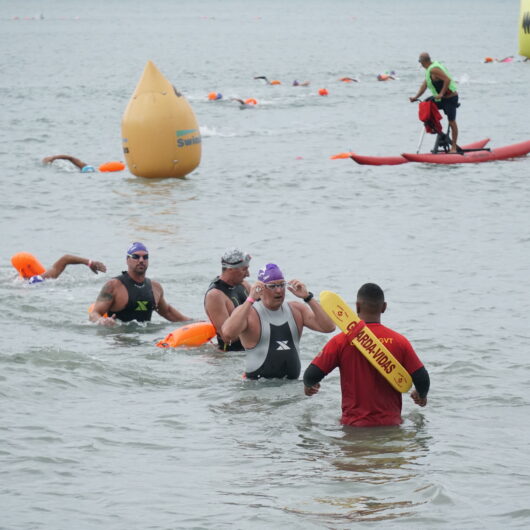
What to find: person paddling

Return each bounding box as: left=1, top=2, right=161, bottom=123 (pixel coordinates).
left=409, top=52, right=459, bottom=153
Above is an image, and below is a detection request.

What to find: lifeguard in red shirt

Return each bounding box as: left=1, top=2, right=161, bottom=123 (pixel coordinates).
left=303, top=283, right=430, bottom=427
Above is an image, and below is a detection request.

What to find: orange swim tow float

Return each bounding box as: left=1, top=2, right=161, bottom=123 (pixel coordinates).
left=11, top=252, right=46, bottom=279
left=98, top=161, right=126, bottom=172
left=156, top=321, right=216, bottom=348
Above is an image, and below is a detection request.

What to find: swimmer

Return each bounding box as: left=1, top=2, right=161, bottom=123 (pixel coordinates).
left=254, top=76, right=281, bottom=85
left=12, top=253, right=106, bottom=284
left=230, top=98, right=256, bottom=109
left=89, top=242, right=190, bottom=326
left=292, top=80, right=310, bottom=86
left=42, top=155, right=96, bottom=173
left=204, top=248, right=252, bottom=352
left=339, top=77, right=359, bottom=82
left=221, top=263, right=335, bottom=380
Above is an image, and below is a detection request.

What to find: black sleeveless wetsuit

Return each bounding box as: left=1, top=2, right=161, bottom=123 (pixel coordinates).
left=111, top=271, right=156, bottom=322
left=205, top=277, right=248, bottom=351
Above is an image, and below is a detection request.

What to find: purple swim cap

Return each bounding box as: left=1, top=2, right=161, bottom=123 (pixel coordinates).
left=127, top=242, right=148, bottom=256
left=257, top=263, right=284, bottom=283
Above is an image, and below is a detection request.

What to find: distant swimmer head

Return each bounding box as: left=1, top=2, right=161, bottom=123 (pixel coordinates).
left=28, top=275, right=45, bottom=285
left=484, top=57, right=494, bottom=63
left=127, top=242, right=149, bottom=257
left=221, top=248, right=251, bottom=269
left=270, top=80, right=281, bottom=85
left=244, top=98, right=258, bottom=105
left=257, top=263, right=284, bottom=283
left=208, top=92, right=223, bottom=100
left=318, top=88, right=329, bottom=96
left=293, top=80, right=300, bottom=86
left=81, top=165, right=96, bottom=173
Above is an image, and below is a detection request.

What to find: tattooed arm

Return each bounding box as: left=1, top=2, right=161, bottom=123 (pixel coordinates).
left=89, top=279, right=119, bottom=326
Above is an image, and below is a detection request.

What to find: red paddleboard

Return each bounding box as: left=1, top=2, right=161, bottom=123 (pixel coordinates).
left=402, top=139, right=530, bottom=164
left=350, top=139, right=490, bottom=166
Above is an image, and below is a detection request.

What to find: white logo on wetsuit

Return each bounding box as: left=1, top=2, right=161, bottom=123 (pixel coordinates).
left=276, top=341, right=291, bottom=350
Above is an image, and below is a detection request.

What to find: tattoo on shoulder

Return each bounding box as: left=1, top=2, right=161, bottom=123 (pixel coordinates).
left=97, top=289, right=113, bottom=302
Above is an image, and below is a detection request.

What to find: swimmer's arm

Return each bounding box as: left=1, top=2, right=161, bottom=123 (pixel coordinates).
left=221, top=282, right=261, bottom=341
left=154, top=283, right=191, bottom=322
left=410, top=81, right=427, bottom=102
left=204, top=290, right=232, bottom=341
left=296, top=300, right=336, bottom=333
left=89, top=280, right=117, bottom=324
left=44, top=255, right=107, bottom=279
left=42, top=155, right=87, bottom=169
left=303, top=363, right=325, bottom=396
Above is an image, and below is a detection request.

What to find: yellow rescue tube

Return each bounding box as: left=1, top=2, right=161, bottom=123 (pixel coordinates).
left=156, top=322, right=216, bottom=348
left=121, top=60, right=202, bottom=178
left=11, top=252, right=46, bottom=279
left=520, top=0, right=530, bottom=58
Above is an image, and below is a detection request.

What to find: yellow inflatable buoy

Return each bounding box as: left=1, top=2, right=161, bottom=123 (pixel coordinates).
left=519, top=0, right=530, bottom=58
left=121, top=60, right=201, bottom=179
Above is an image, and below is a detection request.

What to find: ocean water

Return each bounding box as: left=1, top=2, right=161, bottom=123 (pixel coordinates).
left=1, top=0, right=529, bottom=528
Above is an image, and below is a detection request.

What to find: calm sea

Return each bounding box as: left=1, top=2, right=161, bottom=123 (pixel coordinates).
left=1, top=0, right=529, bottom=528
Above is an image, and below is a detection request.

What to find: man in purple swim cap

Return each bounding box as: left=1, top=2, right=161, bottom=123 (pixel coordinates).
left=222, top=263, right=335, bottom=380
left=89, top=242, right=190, bottom=326
left=204, top=248, right=252, bottom=352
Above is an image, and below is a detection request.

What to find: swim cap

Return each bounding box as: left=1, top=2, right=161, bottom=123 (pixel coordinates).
left=28, top=275, right=44, bottom=284
left=81, top=165, right=96, bottom=173
left=221, top=248, right=251, bottom=268
left=127, top=242, right=148, bottom=256
left=257, top=263, right=284, bottom=283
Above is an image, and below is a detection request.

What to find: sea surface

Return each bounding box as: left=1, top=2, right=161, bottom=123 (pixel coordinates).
left=1, top=0, right=529, bottom=528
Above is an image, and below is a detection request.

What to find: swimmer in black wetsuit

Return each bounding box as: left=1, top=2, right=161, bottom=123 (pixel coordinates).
left=204, top=248, right=252, bottom=351
left=222, top=263, right=335, bottom=379
left=89, top=242, right=190, bottom=326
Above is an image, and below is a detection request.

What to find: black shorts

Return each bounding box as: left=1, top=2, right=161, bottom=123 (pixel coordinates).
left=435, top=94, right=459, bottom=122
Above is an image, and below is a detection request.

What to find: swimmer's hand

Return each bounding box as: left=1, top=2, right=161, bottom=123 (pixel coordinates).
left=88, top=260, right=107, bottom=274
left=248, top=281, right=264, bottom=301
left=304, top=383, right=320, bottom=396
left=96, top=314, right=117, bottom=327
left=287, top=279, right=309, bottom=299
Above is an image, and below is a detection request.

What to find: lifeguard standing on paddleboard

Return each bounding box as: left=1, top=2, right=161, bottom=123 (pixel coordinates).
left=410, top=52, right=459, bottom=153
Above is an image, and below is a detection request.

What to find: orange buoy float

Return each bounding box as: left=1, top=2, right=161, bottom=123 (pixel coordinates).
left=156, top=321, right=216, bottom=348
left=87, top=303, right=108, bottom=318
left=11, top=252, right=46, bottom=279
left=244, top=98, right=258, bottom=105
left=318, top=88, right=329, bottom=96
left=330, top=152, right=354, bottom=159
left=208, top=92, right=223, bottom=100
left=98, top=161, right=126, bottom=172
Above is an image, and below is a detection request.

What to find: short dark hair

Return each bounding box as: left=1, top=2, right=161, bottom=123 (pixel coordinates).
left=357, top=283, right=385, bottom=308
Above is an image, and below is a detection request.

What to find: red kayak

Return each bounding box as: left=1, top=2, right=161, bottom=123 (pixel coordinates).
left=402, top=139, right=530, bottom=164
left=350, top=139, right=490, bottom=166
